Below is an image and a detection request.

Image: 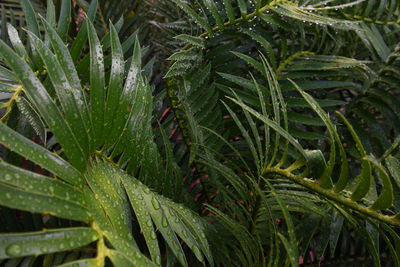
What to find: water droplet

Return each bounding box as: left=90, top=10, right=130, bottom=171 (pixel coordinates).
left=162, top=216, right=168, bottom=227
left=150, top=231, right=157, bottom=240
left=5, top=174, right=12, bottom=181
left=182, top=230, right=188, bottom=238
left=146, top=219, right=152, bottom=227
left=6, top=244, right=22, bottom=256
left=5, top=193, right=11, bottom=199
left=143, top=187, right=151, bottom=194
left=155, top=255, right=161, bottom=265
left=151, top=197, right=160, bottom=210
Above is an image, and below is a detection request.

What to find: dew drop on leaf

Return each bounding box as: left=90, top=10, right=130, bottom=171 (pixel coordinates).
left=161, top=216, right=168, bottom=227
left=151, top=197, right=160, bottom=210
left=150, top=231, right=157, bottom=240
left=5, top=244, right=22, bottom=256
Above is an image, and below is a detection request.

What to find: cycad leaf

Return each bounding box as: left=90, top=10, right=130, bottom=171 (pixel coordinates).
left=122, top=176, right=161, bottom=265
left=161, top=197, right=213, bottom=265
left=0, top=228, right=98, bottom=259
left=106, top=38, right=141, bottom=149
left=104, top=22, right=124, bottom=140
left=172, top=0, right=213, bottom=35
left=28, top=31, right=89, bottom=157
left=40, top=17, right=90, bottom=134
left=264, top=179, right=299, bottom=266
left=0, top=123, right=83, bottom=186
left=223, top=0, right=235, bottom=23
left=56, top=0, right=71, bottom=42
left=56, top=258, right=99, bottom=267
left=0, top=161, right=85, bottom=206
left=104, top=235, right=155, bottom=267
left=174, top=34, right=205, bottom=48
left=7, top=23, right=29, bottom=61
left=21, top=0, right=40, bottom=37
left=118, top=164, right=211, bottom=266
left=107, top=249, right=154, bottom=267
left=386, top=156, right=400, bottom=188
left=21, top=0, right=43, bottom=70
left=15, top=96, right=46, bottom=145
left=336, top=112, right=372, bottom=200
left=0, top=41, right=87, bottom=169
left=272, top=2, right=359, bottom=30
left=137, top=186, right=187, bottom=266
left=85, top=162, right=134, bottom=243
left=0, top=182, right=90, bottom=221
left=227, top=96, right=308, bottom=160
left=360, top=23, right=390, bottom=61
left=203, top=0, right=224, bottom=29
left=87, top=18, right=105, bottom=148
left=292, top=81, right=348, bottom=188
left=365, top=155, right=394, bottom=210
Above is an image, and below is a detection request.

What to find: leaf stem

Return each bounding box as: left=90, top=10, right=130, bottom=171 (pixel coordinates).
left=0, top=85, right=24, bottom=124
left=262, top=167, right=400, bottom=227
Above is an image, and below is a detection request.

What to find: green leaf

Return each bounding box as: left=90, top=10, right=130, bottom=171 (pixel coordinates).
left=227, top=96, right=308, bottom=160
left=0, top=25, right=87, bottom=171
left=21, top=0, right=43, bottom=70
left=272, top=2, right=359, bottom=30
left=360, top=23, right=390, bottom=61
left=21, top=0, right=40, bottom=37
left=56, top=258, right=99, bottom=267
left=85, top=162, right=134, bottom=243
left=0, top=183, right=90, bottom=221
left=0, top=228, right=98, bottom=259
left=161, top=197, right=213, bottom=266
left=105, top=238, right=155, bottom=267
left=386, top=156, right=400, bottom=188
left=292, top=81, right=347, bottom=188
left=28, top=31, right=89, bottom=158
left=136, top=183, right=187, bottom=266
left=304, top=149, right=327, bottom=180
left=40, top=17, right=91, bottom=141
left=336, top=112, right=371, bottom=200
left=168, top=48, right=200, bottom=61
left=70, top=0, right=97, bottom=62
left=223, top=0, right=235, bottom=23
left=202, top=0, right=224, bottom=29
left=237, top=0, right=247, bottom=18
left=106, top=38, right=141, bottom=149
left=287, top=112, right=324, bottom=126
left=0, top=123, right=83, bottom=186
left=104, top=22, right=124, bottom=140
left=87, top=19, right=105, bottom=148
left=122, top=176, right=161, bottom=265
left=15, top=96, right=47, bottom=145
left=241, top=29, right=276, bottom=69
left=265, top=180, right=299, bottom=267
left=172, top=0, right=213, bottom=35
left=365, top=155, right=394, bottom=210
left=0, top=161, right=85, bottom=206
left=7, top=23, right=29, bottom=61
left=174, top=34, right=205, bottom=48
left=57, top=0, right=71, bottom=42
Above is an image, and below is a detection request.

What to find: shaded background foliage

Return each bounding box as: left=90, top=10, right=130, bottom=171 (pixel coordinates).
left=0, top=0, right=400, bottom=266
